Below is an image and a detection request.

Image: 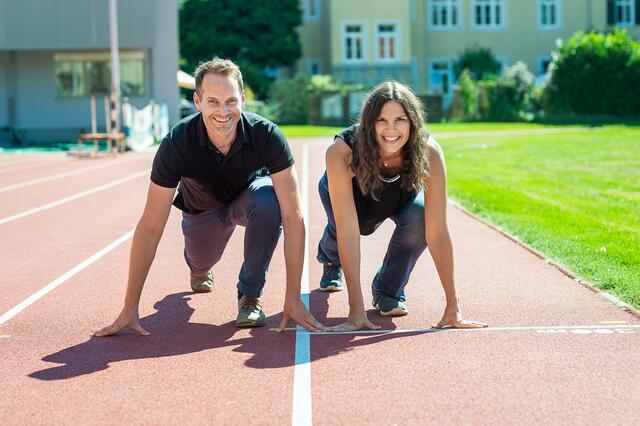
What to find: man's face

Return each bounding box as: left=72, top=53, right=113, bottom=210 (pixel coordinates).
left=194, top=73, right=245, bottom=141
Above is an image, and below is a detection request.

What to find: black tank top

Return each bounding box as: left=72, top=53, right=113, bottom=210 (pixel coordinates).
left=335, top=125, right=417, bottom=236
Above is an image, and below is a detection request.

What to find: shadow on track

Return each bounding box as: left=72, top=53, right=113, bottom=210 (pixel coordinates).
left=29, top=290, right=427, bottom=381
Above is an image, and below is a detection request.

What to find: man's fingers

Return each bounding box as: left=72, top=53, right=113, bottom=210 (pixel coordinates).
left=132, top=323, right=150, bottom=336
left=365, top=321, right=381, bottom=330
left=277, top=314, right=290, bottom=332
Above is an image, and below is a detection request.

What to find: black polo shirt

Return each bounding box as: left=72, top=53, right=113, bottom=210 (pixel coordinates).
left=151, top=111, right=294, bottom=214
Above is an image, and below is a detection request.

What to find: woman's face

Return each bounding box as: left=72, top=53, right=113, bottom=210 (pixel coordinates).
left=374, top=101, right=411, bottom=156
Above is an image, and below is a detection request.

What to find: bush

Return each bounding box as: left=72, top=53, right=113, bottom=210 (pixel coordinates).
left=479, top=62, right=535, bottom=121
left=453, top=45, right=501, bottom=80
left=457, top=69, right=480, bottom=120
left=268, top=74, right=363, bottom=124
left=545, top=29, right=640, bottom=116
left=267, top=74, right=310, bottom=124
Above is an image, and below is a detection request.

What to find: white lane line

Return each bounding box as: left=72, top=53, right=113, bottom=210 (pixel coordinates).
left=0, top=168, right=150, bottom=225
left=292, top=143, right=312, bottom=426
left=0, top=229, right=134, bottom=326
left=0, top=156, right=142, bottom=193
left=305, top=324, right=640, bottom=335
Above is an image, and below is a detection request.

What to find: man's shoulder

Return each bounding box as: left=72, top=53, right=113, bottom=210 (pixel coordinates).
left=242, top=111, right=278, bottom=133
left=165, top=112, right=202, bottom=145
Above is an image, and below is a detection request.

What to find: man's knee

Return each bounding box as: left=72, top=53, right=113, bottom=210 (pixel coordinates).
left=249, top=185, right=281, bottom=225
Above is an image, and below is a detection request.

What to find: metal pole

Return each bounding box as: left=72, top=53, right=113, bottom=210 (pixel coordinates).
left=109, top=0, right=121, bottom=132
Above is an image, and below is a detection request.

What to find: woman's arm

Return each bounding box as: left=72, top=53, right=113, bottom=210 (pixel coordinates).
left=326, top=138, right=380, bottom=331
left=424, top=137, right=487, bottom=329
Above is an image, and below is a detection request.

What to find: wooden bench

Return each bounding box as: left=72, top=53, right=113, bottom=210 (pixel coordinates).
left=76, top=131, right=126, bottom=157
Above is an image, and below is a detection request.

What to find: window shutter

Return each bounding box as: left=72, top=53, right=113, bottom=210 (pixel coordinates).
left=607, top=0, right=615, bottom=25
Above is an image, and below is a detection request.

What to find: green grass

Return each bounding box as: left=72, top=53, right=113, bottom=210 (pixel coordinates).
left=280, top=122, right=567, bottom=138
left=280, top=125, right=344, bottom=138
left=439, top=125, right=640, bottom=310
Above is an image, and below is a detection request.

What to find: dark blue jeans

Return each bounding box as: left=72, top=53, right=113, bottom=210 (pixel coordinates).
left=181, top=176, right=282, bottom=298
left=317, top=175, right=427, bottom=301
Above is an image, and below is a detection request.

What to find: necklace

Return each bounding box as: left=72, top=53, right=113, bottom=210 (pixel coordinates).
left=379, top=174, right=400, bottom=183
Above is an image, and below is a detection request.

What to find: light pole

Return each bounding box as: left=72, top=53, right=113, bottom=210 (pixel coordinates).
left=109, top=0, right=121, bottom=133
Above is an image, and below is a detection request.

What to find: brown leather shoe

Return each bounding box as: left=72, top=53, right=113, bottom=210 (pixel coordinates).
left=190, top=271, right=214, bottom=293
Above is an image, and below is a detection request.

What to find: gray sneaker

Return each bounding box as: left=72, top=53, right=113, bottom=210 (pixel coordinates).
left=236, top=295, right=266, bottom=327
left=190, top=271, right=214, bottom=293
left=319, top=263, right=344, bottom=292
left=372, top=286, right=408, bottom=316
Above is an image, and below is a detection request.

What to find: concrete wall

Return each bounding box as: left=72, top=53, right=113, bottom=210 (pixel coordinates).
left=0, top=0, right=179, bottom=143
left=0, top=0, right=155, bottom=50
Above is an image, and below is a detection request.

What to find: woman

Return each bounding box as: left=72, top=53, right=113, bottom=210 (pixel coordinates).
left=317, top=81, right=487, bottom=331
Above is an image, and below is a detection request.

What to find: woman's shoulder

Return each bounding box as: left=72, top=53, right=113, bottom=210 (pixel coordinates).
left=335, top=124, right=359, bottom=147
left=425, top=134, right=443, bottom=158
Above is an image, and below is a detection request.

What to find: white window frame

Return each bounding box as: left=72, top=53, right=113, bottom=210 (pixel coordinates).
left=305, top=58, right=322, bottom=75
left=613, top=0, right=635, bottom=27
left=341, top=20, right=368, bottom=63
left=374, top=20, right=401, bottom=63
left=303, top=0, right=320, bottom=22
left=427, top=0, right=463, bottom=31
left=472, top=0, right=506, bottom=30
left=428, top=58, right=455, bottom=96
left=538, top=0, right=562, bottom=30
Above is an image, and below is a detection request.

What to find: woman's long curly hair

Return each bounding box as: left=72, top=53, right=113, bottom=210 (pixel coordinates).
left=351, top=81, right=430, bottom=201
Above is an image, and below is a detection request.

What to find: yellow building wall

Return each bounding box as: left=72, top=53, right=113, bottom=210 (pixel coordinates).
left=421, top=0, right=596, bottom=76
left=329, top=0, right=412, bottom=64
left=298, top=0, right=640, bottom=93
left=297, top=0, right=332, bottom=74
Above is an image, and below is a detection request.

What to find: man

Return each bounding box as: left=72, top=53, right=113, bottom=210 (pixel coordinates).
left=95, top=58, right=324, bottom=336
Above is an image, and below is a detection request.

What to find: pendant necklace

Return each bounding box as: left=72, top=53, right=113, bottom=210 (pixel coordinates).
left=380, top=155, right=400, bottom=183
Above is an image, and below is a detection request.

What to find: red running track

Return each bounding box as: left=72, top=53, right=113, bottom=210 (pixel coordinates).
left=0, top=141, right=638, bottom=425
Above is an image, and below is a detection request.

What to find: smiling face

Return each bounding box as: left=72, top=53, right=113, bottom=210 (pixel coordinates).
left=193, top=72, right=245, bottom=144
left=374, top=101, right=411, bottom=158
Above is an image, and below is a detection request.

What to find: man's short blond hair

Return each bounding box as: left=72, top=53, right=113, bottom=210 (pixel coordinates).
left=194, top=58, right=244, bottom=95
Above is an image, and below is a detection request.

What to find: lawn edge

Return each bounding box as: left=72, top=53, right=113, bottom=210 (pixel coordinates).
left=449, top=199, right=640, bottom=320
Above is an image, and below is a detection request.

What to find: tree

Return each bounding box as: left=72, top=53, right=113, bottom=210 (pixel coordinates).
left=453, top=45, right=501, bottom=80
left=180, top=0, right=303, bottom=98
left=545, top=29, right=640, bottom=116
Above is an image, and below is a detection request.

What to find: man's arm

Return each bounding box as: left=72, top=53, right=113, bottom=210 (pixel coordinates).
left=270, top=165, right=325, bottom=332
left=94, top=182, right=176, bottom=336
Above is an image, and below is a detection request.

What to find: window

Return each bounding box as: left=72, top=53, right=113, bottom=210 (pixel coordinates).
left=306, top=58, right=322, bottom=75
left=428, top=0, right=461, bottom=30
left=538, top=56, right=552, bottom=74
left=613, top=0, right=635, bottom=26
left=539, top=0, right=561, bottom=29
left=304, top=0, right=320, bottom=22
left=54, top=52, right=145, bottom=98
left=376, top=22, right=399, bottom=62
left=342, top=22, right=366, bottom=63
left=472, top=0, right=504, bottom=29
left=429, top=60, right=454, bottom=95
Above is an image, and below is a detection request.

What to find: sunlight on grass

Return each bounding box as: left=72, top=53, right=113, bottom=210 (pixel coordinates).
left=441, top=127, right=640, bottom=309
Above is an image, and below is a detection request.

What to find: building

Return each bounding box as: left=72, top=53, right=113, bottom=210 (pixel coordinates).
left=0, top=0, right=180, bottom=145
left=297, top=0, right=640, bottom=106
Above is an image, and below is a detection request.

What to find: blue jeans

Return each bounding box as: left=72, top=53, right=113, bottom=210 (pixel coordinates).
left=316, top=175, right=427, bottom=301
left=181, top=176, right=282, bottom=298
